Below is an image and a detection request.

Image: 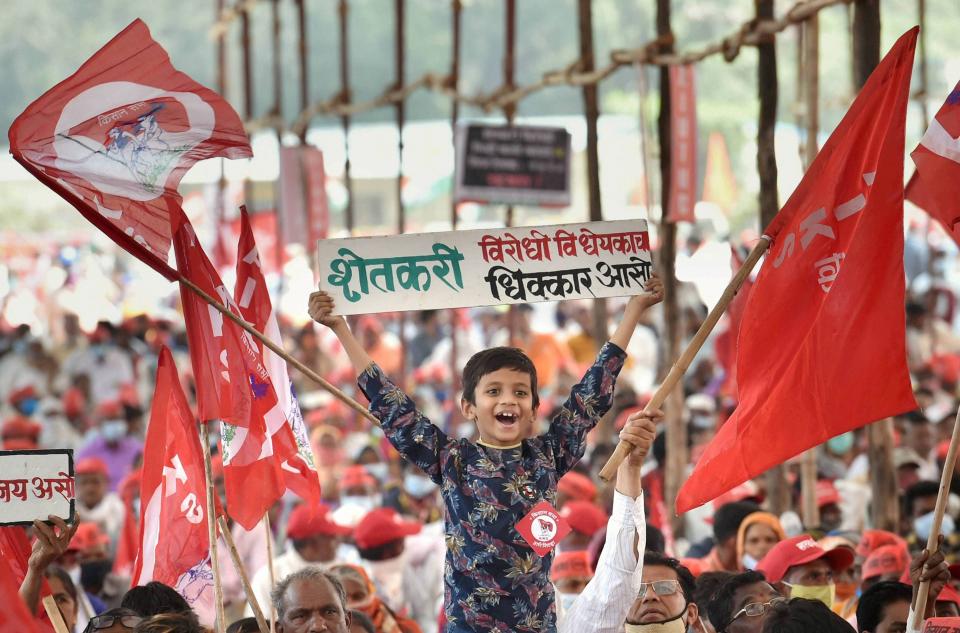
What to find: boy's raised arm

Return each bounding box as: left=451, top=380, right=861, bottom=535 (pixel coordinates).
left=609, top=273, right=664, bottom=351
left=308, top=289, right=374, bottom=375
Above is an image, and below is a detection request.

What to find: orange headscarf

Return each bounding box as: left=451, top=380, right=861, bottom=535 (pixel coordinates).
left=329, top=564, right=423, bottom=633
left=735, top=512, right=786, bottom=571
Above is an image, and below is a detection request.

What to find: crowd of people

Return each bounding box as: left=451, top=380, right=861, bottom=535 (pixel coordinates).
left=3, top=228, right=960, bottom=632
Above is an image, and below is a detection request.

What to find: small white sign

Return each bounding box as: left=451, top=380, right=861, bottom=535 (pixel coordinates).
left=318, top=219, right=653, bottom=315
left=0, top=450, right=75, bottom=525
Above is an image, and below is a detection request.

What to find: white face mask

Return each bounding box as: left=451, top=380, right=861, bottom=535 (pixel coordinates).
left=741, top=553, right=759, bottom=570
left=557, top=591, right=579, bottom=615
left=101, top=419, right=127, bottom=442
left=624, top=607, right=690, bottom=633
left=340, top=494, right=380, bottom=510
left=914, top=510, right=956, bottom=541
left=364, top=463, right=389, bottom=483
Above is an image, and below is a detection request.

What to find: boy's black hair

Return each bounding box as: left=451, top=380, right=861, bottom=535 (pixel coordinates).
left=903, top=480, right=940, bottom=517
left=646, top=524, right=666, bottom=554
left=121, top=581, right=193, bottom=616
left=706, top=570, right=767, bottom=631
left=226, top=618, right=261, bottom=633
left=856, top=581, right=913, bottom=633
left=461, top=347, right=539, bottom=409
left=642, top=551, right=696, bottom=602
left=714, top=501, right=761, bottom=543
left=761, top=598, right=854, bottom=633
left=693, top=571, right=734, bottom=613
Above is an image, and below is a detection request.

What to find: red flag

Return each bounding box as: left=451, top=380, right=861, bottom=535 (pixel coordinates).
left=233, top=208, right=321, bottom=504
left=132, top=347, right=215, bottom=614
left=906, top=83, right=960, bottom=244
left=714, top=245, right=754, bottom=399
left=667, top=64, right=698, bottom=223
left=112, top=469, right=142, bottom=578
left=8, top=19, right=251, bottom=280
left=0, top=556, right=41, bottom=633
left=677, top=29, right=919, bottom=513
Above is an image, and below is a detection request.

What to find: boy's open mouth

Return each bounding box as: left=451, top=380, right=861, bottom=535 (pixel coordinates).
left=495, top=412, right=518, bottom=426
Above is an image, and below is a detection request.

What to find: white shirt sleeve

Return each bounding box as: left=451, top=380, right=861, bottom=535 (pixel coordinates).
left=560, top=490, right=646, bottom=633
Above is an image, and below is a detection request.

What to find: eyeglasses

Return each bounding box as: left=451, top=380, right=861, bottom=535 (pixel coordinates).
left=638, top=579, right=681, bottom=599
left=85, top=615, right=142, bottom=631
left=725, top=596, right=787, bottom=629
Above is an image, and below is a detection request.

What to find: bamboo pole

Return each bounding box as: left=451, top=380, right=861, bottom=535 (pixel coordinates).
left=264, top=514, right=277, bottom=633
left=201, top=423, right=226, bottom=633
left=503, top=0, right=518, bottom=343
left=909, top=406, right=960, bottom=630
left=599, top=237, right=772, bottom=481
left=296, top=0, right=309, bottom=144
left=449, top=0, right=462, bottom=399
left=800, top=449, right=820, bottom=528
left=42, top=595, right=70, bottom=633
left=271, top=0, right=285, bottom=288
left=177, top=273, right=378, bottom=425
left=219, top=516, right=269, bottom=633
left=395, top=0, right=408, bottom=383
left=338, top=0, right=355, bottom=233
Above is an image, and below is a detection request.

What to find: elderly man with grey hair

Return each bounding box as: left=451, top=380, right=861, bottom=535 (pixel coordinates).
left=270, top=567, right=352, bottom=633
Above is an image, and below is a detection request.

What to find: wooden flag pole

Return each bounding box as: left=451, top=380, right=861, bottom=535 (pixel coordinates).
left=219, top=516, right=270, bottom=633
left=42, top=595, right=70, bottom=633
left=599, top=235, right=771, bottom=482
left=909, top=405, right=960, bottom=630
left=264, top=514, right=277, bottom=633
left=177, top=275, right=377, bottom=426
left=201, top=423, right=226, bottom=633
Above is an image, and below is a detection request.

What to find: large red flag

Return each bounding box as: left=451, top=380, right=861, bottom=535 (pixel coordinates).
left=906, top=82, right=960, bottom=244
left=8, top=19, right=251, bottom=280
left=233, top=208, right=321, bottom=504
left=714, top=245, right=753, bottom=399
left=677, top=28, right=919, bottom=513
left=132, top=347, right=215, bottom=616
left=173, top=211, right=283, bottom=528
left=0, top=556, right=41, bottom=633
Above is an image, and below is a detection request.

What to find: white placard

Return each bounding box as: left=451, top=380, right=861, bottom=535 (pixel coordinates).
left=318, top=219, right=652, bottom=315
left=0, top=450, right=75, bottom=525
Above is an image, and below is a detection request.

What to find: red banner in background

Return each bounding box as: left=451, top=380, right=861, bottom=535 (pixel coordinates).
left=667, top=64, right=698, bottom=223
left=301, top=147, right=330, bottom=246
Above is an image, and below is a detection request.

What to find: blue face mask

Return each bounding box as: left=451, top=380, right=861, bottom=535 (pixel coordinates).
left=827, top=432, right=855, bottom=456
left=101, top=420, right=127, bottom=442
left=914, top=510, right=956, bottom=541
left=18, top=398, right=39, bottom=417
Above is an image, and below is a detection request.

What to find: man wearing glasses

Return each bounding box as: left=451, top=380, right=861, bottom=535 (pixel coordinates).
left=706, top=570, right=783, bottom=633
left=624, top=552, right=702, bottom=632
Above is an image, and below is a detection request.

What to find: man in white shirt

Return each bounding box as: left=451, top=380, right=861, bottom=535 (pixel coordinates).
left=248, top=502, right=352, bottom=617
left=559, top=409, right=657, bottom=633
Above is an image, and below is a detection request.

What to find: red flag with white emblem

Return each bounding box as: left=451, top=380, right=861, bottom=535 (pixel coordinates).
left=132, top=347, right=214, bottom=616
left=906, top=82, right=960, bottom=244
left=677, top=28, right=919, bottom=513
left=7, top=19, right=251, bottom=280
left=233, top=208, right=321, bottom=504
left=173, top=210, right=283, bottom=529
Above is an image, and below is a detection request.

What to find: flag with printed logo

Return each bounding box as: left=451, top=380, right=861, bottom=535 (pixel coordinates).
left=906, top=82, right=960, bottom=245
left=677, top=28, right=919, bottom=512
left=8, top=19, right=251, bottom=280
left=232, top=208, right=321, bottom=504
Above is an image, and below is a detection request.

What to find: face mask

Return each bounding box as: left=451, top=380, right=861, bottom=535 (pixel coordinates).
left=741, top=553, right=759, bottom=570
left=624, top=606, right=689, bottom=633
left=835, top=582, right=858, bottom=601
left=340, top=495, right=379, bottom=510
left=914, top=511, right=956, bottom=541
left=827, top=432, right=855, bottom=455
left=785, top=582, right=835, bottom=609
left=364, top=463, right=389, bottom=483
left=557, top=591, right=579, bottom=615
left=404, top=473, right=437, bottom=499
left=101, top=420, right=127, bottom=442
left=18, top=398, right=39, bottom=417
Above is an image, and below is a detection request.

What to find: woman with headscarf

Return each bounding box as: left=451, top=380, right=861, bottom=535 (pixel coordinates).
left=330, top=564, right=423, bottom=633
left=736, top=512, right=786, bottom=571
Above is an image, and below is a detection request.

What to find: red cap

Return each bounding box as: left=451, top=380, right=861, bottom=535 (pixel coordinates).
left=354, top=508, right=421, bottom=549
left=3, top=437, right=38, bottom=450
left=756, top=535, right=854, bottom=584
left=96, top=400, right=123, bottom=419
left=560, top=501, right=608, bottom=538
left=2, top=417, right=41, bottom=440
left=558, top=472, right=597, bottom=503
left=816, top=480, right=841, bottom=508
left=340, top=465, right=377, bottom=492
left=937, top=584, right=960, bottom=607
left=862, top=544, right=910, bottom=581
left=614, top=406, right=644, bottom=431
left=75, top=458, right=109, bottom=477
left=550, top=550, right=594, bottom=582
left=118, top=384, right=140, bottom=408
left=286, top=504, right=352, bottom=540
left=857, top=530, right=906, bottom=559
left=8, top=385, right=37, bottom=405
left=67, top=522, right=110, bottom=552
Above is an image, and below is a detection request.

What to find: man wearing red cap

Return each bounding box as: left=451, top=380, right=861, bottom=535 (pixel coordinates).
left=354, top=507, right=430, bottom=627
left=557, top=471, right=597, bottom=508
left=756, top=535, right=854, bottom=610
left=552, top=551, right=594, bottom=613
left=249, top=503, right=352, bottom=618
left=560, top=500, right=609, bottom=551
left=2, top=384, right=43, bottom=449
left=75, top=457, right=125, bottom=543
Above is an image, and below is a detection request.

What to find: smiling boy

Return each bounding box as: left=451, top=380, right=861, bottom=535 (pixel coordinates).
left=308, top=276, right=662, bottom=633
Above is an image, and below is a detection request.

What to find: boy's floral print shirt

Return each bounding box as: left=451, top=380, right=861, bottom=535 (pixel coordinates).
left=358, top=342, right=626, bottom=633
